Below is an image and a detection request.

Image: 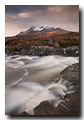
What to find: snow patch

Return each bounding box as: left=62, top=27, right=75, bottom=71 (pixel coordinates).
left=33, top=27, right=45, bottom=31
left=45, top=26, right=54, bottom=30
left=21, top=25, right=55, bottom=32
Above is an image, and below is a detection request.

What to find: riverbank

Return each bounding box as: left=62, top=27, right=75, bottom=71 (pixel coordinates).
left=6, top=45, right=79, bottom=56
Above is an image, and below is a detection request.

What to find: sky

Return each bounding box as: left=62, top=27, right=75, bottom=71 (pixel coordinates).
left=5, top=5, right=79, bottom=37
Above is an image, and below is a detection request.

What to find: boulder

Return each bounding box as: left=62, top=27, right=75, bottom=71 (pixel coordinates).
left=34, top=63, right=79, bottom=115
left=10, top=51, right=18, bottom=55
left=54, top=42, right=59, bottom=48
left=17, top=44, right=24, bottom=50
left=30, top=45, right=38, bottom=51
left=47, top=40, right=53, bottom=46
left=62, top=46, right=79, bottom=56
left=6, top=50, right=11, bottom=55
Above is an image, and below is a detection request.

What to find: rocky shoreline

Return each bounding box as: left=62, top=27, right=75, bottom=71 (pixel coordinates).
left=6, top=45, right=79, bottom=56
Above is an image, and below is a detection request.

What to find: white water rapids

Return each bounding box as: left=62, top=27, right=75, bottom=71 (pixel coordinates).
left=5, top=55, right=79, bottom=115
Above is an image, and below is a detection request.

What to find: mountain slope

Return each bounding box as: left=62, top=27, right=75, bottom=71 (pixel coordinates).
left=5, top=26, right=70, bottom=40
left=16, top=26, right=69, bottom=37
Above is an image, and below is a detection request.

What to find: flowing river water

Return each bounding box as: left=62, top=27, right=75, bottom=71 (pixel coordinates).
left=5, top=55, right=79, bottom=115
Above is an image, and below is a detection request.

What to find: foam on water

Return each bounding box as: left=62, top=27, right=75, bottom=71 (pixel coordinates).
left=5, top=55, right=79, bottom=115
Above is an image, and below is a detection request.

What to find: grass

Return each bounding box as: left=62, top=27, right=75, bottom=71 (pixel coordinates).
left=5, top=32, right=79, bottom=51
left=58, top=40, right=79, bottom=47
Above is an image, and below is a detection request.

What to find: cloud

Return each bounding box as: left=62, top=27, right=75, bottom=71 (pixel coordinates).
left=5, top=5, right=79, bottom=37
left=18, top=12, right=31, bottom=18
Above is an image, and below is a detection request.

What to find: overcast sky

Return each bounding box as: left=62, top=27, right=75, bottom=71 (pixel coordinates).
left=5, top=5, right=79, bottom=37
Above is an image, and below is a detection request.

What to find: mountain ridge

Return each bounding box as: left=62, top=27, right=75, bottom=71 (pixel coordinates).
left=5, top=25, right=71, bottom=41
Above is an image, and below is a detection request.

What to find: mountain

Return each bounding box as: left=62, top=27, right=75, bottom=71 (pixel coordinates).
left=5, top=26, right=70, bottom=40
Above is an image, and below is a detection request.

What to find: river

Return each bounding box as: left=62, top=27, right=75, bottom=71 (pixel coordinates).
left=5, top=55, right=79, bottom=115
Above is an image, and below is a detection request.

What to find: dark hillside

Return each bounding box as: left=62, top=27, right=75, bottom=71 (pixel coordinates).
left=5, top=32, right=79, bottom=51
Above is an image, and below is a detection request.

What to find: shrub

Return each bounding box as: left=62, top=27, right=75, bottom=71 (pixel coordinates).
left=5, top=32, right=79, bottom=51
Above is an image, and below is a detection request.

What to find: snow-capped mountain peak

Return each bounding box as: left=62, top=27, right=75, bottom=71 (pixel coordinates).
left=21, top=25, right=55, bottom=33
left=29, top=25, right=36, bottom=30
left=21, top=25, right=36, bottom=33
left=33, top=26, right=54, bottom=31
left=33, top=26, right=45, bottom=31
left=6, top=25, right=70, bottom=40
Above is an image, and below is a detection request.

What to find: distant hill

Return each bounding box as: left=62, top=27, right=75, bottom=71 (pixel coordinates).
left=5, top=26, right=70, bottom=41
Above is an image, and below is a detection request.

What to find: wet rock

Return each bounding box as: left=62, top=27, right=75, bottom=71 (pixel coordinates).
left=34, top=63, right=79, bottom=115
left=10, top=51, right=18, bottom=55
